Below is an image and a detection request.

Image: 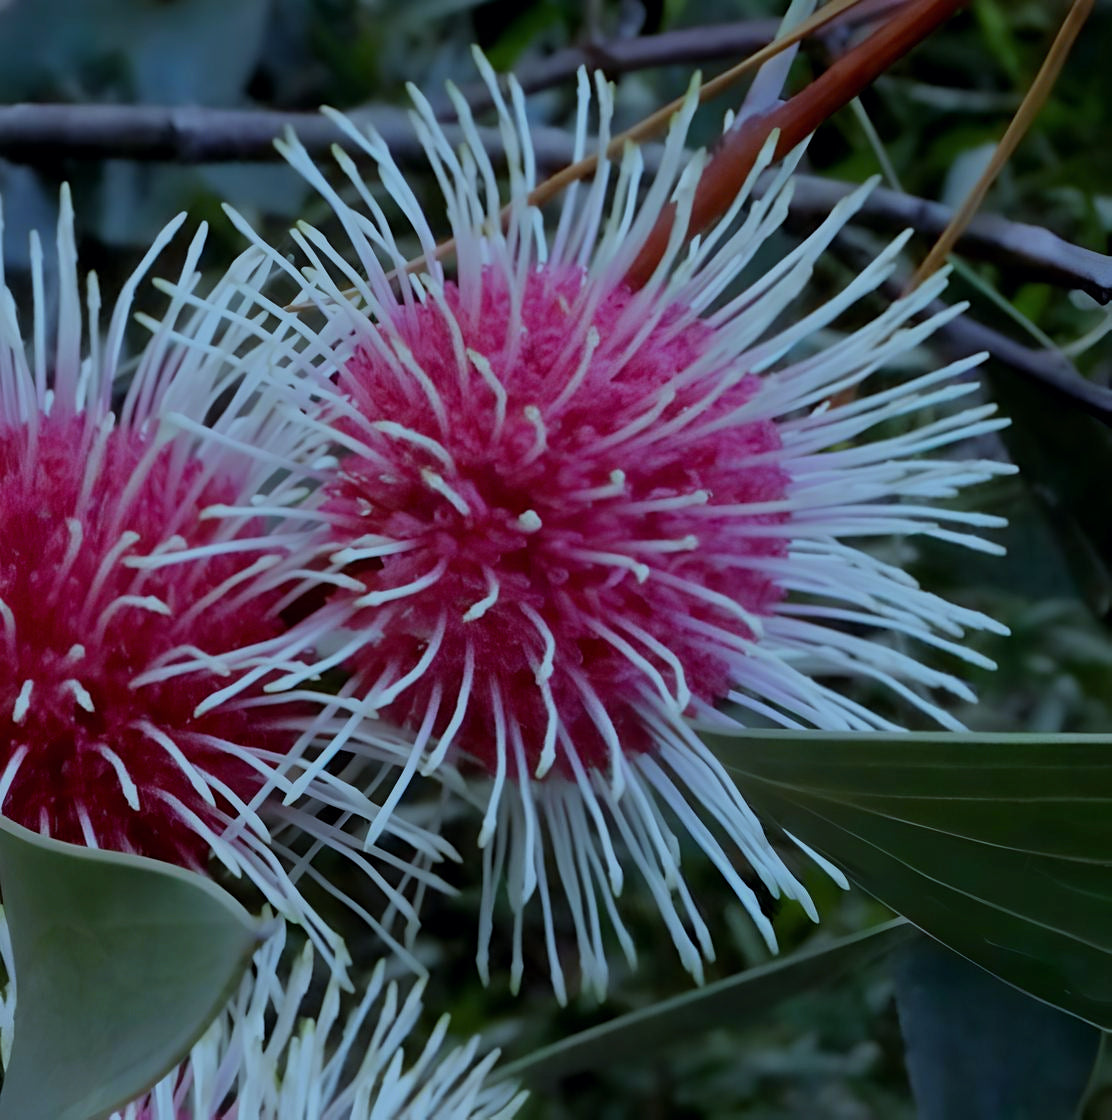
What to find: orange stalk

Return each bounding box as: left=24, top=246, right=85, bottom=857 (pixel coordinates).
left=624, top=0, right=970, bottom=289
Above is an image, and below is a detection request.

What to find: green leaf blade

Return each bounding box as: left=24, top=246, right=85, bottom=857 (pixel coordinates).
left=0, top=817, right=263, bottom=1120
left=710, top=729, right=1112, bottom=1028
left=503, top=918, right=915, bottom=1085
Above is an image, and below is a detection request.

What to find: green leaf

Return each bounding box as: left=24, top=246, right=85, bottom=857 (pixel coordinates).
left=501, top=917, right=915, bottom=1085
left=708, top=729, right=1112, bottom=1028
left=0, top=816, right=263, bottom=1120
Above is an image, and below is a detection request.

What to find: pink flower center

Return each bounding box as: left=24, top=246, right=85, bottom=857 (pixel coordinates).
left=0, top=414, right=286, bottom=865
left=325, top=266, right=790, bottom=776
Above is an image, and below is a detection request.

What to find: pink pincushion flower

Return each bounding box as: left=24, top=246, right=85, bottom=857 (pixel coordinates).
left=0, top=412, right=280, bottom=864
left=218, top=56, right=1016, bottom=997
left=325, top=263, right=789, bottom=780
left=0, top=188, right=450, bottom=974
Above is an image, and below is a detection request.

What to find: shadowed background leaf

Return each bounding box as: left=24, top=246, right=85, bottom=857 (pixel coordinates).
left=986, top=363, right=1112, bottom=617
left=894, top=938, right=1100, bottom=1119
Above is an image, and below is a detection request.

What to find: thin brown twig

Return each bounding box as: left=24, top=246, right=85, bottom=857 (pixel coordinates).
left=907, top=0, right=1095, bottom=290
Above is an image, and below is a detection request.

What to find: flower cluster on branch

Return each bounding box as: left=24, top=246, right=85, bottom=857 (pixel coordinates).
left=0, top=33, right=1018, bottom=1118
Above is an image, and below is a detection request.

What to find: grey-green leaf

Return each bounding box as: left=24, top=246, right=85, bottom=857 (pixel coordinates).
left=0, top=816, right=263, bottom=1120
left=708, top=729, right=1112, bottom=1028
left=502, top=917, right=915, bottom=1085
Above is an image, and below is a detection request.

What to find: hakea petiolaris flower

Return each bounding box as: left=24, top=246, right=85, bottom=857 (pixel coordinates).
left=0, top=188, right=455, bottom=975
left=0, top=911, right=527, bottom=1120
left=215, top=54, right=1016, bottom=998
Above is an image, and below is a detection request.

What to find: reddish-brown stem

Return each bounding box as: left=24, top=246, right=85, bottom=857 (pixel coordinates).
left=623, top=0, right=970, bottom=289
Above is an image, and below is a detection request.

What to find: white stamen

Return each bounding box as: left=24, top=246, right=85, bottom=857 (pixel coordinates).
left=533, top=673, right=560, bottom=778
left=576, top=469, right=626, bottom=502
left=571, top=549, right=650, bottom=583
left=136, top=721, right=217, bottom=807
left=84, top=530, right=140, bottom=616
left=422, top=468, right=471, bottom=516
left=121, top=534, right=187, bottom=568
left=63, top=679, right=95, bottom=712
left=130, top=645, right=233, bottom=688
left=278, top=689, right=377, bottom=804
left=550, top=325, right=600, bottom=412
left=522, top=404, right=547, bottom=462
left=517, top=509, right=542, bottom=533
left=388, top=334, right=450, bottom=433
left=623, top=490, right=710, bottom=513
left=478, top=682, right=508, bottom=848
left=585, top=618, right=682, bottom=712
left=49, top=518, right=84, bottom=601
left=249, top=485, right=311, bottom=508
left=361, top=693, right=440, bottom=851
left=613, top=617, right=692, bottom=711
left=628, top=534, right=699, bottom=553
left=467, top=348, right=507, bottom=434
left=95, top=594, right=172, bottom=645
left=0, top=598, right=16, bottom=649
left=176, top=554, right=282, bottom=630
left=12, top=680, right=33, bottom=723
left=592, top=386, right=676, bottom=451
left=354, top=559, right=448, bottom=608
left=0, top=747, right=28, bottom=808
left=422, top=642, right=474, bottom=772
left=509, top=727, right=539, bottom=905
left=519, top=603, right=556, bottom=681
left=370, top=614, right=446, bottom=708
left=329, top=537, right=417, bottom=564
left=564, top=736, right=625, bottom=895
left=463, top=570, right=500, bottom=622
left=77, top=807, right=99, bottom=849
left=786, top=830, right=850, bottom=890
left=96, top=744, right=140, bottom=811
left=370, top=420, right=455, bottom=470
left=653, top=567, right=764, bottom=633
left=570, top=672, right=627, bottom=801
